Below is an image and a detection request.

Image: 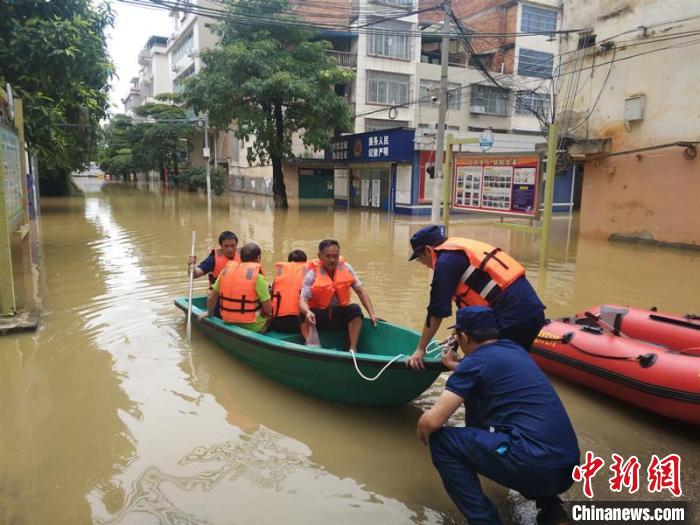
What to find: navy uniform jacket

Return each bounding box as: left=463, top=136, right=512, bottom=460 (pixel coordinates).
left=446, top=339, right=580, bottom=467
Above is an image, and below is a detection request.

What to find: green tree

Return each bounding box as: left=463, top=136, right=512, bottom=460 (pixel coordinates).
left=99, top=114, right=136, bottom=180
left=0, top=0, right=114, bottom=195
left=183, top=0, right=353, bottom=208
left=131, top=100, right=194, bottom=180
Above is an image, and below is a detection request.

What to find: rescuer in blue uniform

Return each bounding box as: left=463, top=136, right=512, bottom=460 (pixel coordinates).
left=417, top=306, right=580, bottom=525
left=407, top=224, right=546, bottom=369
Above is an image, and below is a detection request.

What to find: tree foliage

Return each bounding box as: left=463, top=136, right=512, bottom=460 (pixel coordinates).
left=183, top=0, right=353, bottom=208
left=0, top=0, right=115, bottom=195
left=100, top=104, right=194, bottom=183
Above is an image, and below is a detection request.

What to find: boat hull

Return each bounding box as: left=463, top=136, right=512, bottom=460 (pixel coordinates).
left=584, top=305, right=700, bottom=353
left=176, top=297, right=443, bottom=406
left=533, top=318, right=700, bottom=425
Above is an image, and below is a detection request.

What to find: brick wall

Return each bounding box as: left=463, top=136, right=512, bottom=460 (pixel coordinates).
left=420, top=0, right=518, bottom=73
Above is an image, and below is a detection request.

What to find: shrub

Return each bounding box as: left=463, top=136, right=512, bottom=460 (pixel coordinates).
left=172, top=166, right=226, bottom=195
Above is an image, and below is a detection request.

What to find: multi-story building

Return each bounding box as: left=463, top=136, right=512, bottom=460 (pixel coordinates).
left=121, top=77, right=142, bottom=116
left=166, top=1, right=224, bottom=169
left=345, top=0, right=559, bottom=134
left=121, top=36, right=170, bottom=115
left=558, top=0, right=700, bottom=246
left=139, top=35, right=171, bottom=103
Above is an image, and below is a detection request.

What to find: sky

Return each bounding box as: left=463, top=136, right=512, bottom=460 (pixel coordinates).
left=107, top=1, right=173, bottom=114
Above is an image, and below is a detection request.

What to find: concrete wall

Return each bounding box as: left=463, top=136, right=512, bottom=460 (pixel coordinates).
left=230, top=165, right=274, bottom=196
left=581, top=151, right=699, bottom=247
left=559, top=0, right=700, bottom=246
left=152, top=51, right=171, bottom=95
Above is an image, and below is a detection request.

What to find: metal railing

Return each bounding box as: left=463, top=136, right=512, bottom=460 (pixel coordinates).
left=326, top=50, right=357, bottom=68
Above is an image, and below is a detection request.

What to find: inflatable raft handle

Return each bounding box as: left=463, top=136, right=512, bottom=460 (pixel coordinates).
left=638, top=353, right=658, bottom=369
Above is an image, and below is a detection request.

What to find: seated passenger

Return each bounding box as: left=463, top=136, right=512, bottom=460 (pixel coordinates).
left=190, top=230, right=241, bottom=286
left=269, top=250, right=309, bottom=333
left=299, top=240, right=378, bottom=352
left=203, top=242, right=272, bottom=333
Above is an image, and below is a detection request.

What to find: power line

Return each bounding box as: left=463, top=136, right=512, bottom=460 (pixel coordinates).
left=118, top=0, right=584, bottom=39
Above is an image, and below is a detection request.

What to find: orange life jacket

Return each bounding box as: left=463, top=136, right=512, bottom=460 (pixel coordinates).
left=307, top=257, right=355, bottom=310
left=433, top=237, right=525, bottom=307
left=271, top=261, right=308, bottom=317
left=218, top=261, right=263, bottom=323
left=209, top=247, right=241, bottom=285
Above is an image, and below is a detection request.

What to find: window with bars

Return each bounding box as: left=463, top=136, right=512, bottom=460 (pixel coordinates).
left=470, top=85, right=511, bottom=116
left=520, top=5, right=558, bottom=33
left=515, top=91, right=549, bottom=117
left=367, top=18, right=412, bottom=60
left=172, top=30, right=194, bottom=67
left=419, top=80, right=462, bottom=110
left=367, top=71, right=410, bottom=105
left=517, top=48, right=554, bottom=78
left=371, top=0, right=413, bottom=6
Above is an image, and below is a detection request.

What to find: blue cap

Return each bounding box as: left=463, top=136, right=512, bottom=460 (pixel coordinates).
left=448, top=306, right=497, bottom=333
left=409, top=224, right=446, bottom=261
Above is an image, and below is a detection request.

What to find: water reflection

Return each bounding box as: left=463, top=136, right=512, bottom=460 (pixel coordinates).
left=1, top=181, right=698, bottom=525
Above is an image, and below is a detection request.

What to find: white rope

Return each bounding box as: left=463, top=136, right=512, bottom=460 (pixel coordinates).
left=349, top=339, right=452, bottom=382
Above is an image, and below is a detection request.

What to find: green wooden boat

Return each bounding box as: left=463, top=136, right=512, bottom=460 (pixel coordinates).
left=175, top=296, right=444, bottom=406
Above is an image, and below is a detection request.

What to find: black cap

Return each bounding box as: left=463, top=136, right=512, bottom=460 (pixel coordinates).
left=409, top=224, right=446, bottom=261
left=447, top=306, right=497, bottom=332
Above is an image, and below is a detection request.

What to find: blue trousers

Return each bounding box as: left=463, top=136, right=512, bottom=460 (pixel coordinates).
left=429, top=427, right=574, bottom=524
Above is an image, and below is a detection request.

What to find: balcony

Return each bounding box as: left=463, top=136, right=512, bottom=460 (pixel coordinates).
left=326, top=50, right=357, bottom=69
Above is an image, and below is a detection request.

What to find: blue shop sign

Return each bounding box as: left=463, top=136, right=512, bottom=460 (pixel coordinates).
left=331, top=129, right=414, bottom=163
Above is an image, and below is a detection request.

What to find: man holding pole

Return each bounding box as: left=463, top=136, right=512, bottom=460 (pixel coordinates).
left=407, top=224, right=545, bottom=369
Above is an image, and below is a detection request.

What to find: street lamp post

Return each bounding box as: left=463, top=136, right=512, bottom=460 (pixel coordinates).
left=203, top=113, right=211, bottom=217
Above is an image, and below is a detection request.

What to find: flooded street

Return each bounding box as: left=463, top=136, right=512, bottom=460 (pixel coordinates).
left=1, top=180, right=698, bottom=524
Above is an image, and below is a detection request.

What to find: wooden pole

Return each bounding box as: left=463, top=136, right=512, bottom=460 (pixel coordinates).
left=186, top=230, right=196, bottom=342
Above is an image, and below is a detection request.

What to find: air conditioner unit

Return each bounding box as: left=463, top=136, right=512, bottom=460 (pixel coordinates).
left=171, top=64, right=181, bottom=73
left=470, top=105, right=486, bottom=114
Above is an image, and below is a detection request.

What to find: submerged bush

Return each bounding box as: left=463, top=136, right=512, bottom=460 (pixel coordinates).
left=172, top=166, right=226, bottom=195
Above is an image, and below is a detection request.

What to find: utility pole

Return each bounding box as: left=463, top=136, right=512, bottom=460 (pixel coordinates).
left=203, top=113, right=211, bottom=217
left=431, top=0, right=451, bottom=224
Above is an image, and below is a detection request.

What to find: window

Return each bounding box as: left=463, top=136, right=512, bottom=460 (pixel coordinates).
left=173, top=65, right=195, bottom=93
left=367, top=71, right=410, bottom=105
left=516, top=91, right=549, bottom=117
left=365, top=119, right=409, bottom=131
left=372, top=0, right=413, bottom=5
left=367, top=18, right=412, bottom=60
left=419, top=80, right=462, bottom=110
left=470, top=85, right=510, bottom=116
left=520, top=5, right=557, bottom=33
left=517, top=48, right=554, bottom=78
left=172, top=30, right=194, bottom=67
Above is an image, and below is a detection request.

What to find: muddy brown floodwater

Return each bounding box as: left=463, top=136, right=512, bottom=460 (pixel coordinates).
left=1, top=179, right=698, bottom=524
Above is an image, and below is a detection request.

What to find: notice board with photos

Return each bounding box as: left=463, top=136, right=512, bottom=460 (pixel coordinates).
left=1, top=125, right=23, bottom=231
left=452, top=153, right=542, bottom=217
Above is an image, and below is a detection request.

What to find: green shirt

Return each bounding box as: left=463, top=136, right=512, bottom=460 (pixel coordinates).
left=212, top=273, right=270, bottom=333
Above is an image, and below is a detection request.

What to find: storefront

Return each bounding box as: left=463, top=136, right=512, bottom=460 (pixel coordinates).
left=331, top=129, right=414, bottom=212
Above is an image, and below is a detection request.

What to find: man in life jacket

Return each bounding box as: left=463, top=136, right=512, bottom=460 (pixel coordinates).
left=190, top=231, right=241, bottom=285
left=202, top=242, right=272, bottom=333
left=418, top=306, right=579, bottom=525
left=407, top=224, right=545, bottom=369
left=269, top=250, right=309, bottom=333
left=299, top=240, right=378, bottom=352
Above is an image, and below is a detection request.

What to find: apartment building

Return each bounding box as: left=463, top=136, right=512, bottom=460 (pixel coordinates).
left=345, top=0, right=560, bottom=134
left=557, top=0, right=700, bottom=247
left=121, top=36, right=170, bottom=115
